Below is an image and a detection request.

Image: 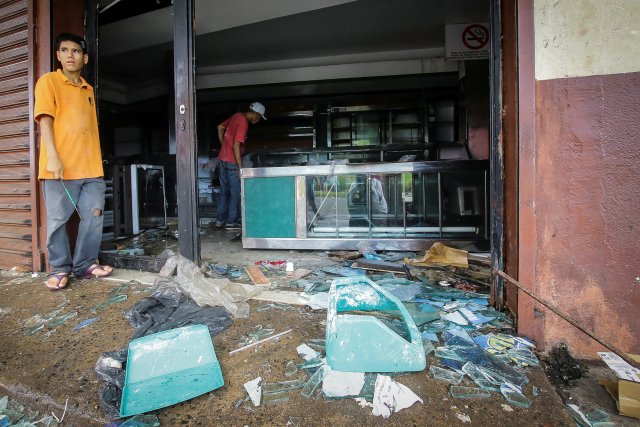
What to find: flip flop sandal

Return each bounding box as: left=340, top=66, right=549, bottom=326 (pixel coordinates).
left=46, top=273, right=69, bottom=291
left=79, top=264, right=113, bottom=279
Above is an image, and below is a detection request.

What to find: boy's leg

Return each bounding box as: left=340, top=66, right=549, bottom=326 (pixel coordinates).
left=216, top=162, right=230, bottom=225
left=72, top=178, right=107, bottom=276
left=42, top=179, right=77, bottom=275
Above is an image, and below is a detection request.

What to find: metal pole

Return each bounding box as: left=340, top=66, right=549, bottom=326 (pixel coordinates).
left=494, top=269, right=640, bottom=370
left=173, top=0, right=200, bottom=263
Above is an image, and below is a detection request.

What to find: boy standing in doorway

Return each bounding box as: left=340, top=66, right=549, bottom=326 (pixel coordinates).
left=215, top=102, right=266, bottom=229
left=34, top=33, right=113, bottom=290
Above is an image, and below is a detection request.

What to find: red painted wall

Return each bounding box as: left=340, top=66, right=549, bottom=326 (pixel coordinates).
left=519, top=72, right=640, bottom=357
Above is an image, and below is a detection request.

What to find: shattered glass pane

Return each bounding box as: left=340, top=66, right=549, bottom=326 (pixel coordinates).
left=301, top=365, right=329, bottom=399
left=262, top=378, right=306, bottom=395
left=434, top=346, right=466, bottom=362
left=262, top=394, right=290, bottom=406
left=507, top=348, right=539, bottom=367
left=449, top=385, right=491, bottom=399
left=284, top=361, right=299, bottom=377
left=429, top=366, right=464, bottom=385
left=46, top=311, right=78, bottom=328
left=357, top=373, right=378, bottom=401
left=120, top=414, right=161, bottom=426
left=500, top=383, right=531, bottom=408
left=423, top=340, right=436, bottom=356
left=585, top=408, right=610, bottom=424
left=299, top=357, right=325, bottom=369
left=461, top=362, right=500, bottom=392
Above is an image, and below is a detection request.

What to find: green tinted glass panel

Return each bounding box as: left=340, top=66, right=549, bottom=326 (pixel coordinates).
left=244, top=176, right=295, bottom=238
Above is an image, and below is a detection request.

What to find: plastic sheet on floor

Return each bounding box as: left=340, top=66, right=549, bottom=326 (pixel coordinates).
left=174, top=255, right=262, bottom=318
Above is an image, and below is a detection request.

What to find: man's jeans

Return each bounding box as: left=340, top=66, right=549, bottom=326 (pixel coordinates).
left=43, top=178, right=106, bottom=276
left=216, top=161, right=241, bottom=225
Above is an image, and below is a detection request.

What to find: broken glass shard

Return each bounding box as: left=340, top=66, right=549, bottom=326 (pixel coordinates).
left=423, top=340, right=436, bottom=356
left=46, top=311, right=78, bottom=328
left=585, top=408, right=610, bottom=424
left=434, top=346, right=466, bottom=362
left=73, top=317, right=100, bottom=331
left=357, top=373, right=378, bottom=400
left=91, top=294, right=128, bottom=311
left=507, top=347, right=539, bottom=366
left=262, top=378, right=306, bottom=395
left=461, top=362, right=500, bottom=392
left=120, top=414, right=161, bottom=427
left=306, top=338, right=326, bottom=348
left=301, top=364, right=329, bottom=399
left=262, top=394, right=289, bottom=406
left=421, top=331, right=439, bottom=342
left=450, top=386, right=491, bottom=399
left=284, top=361, right=299, bottom=377
left=299, top=357, right=325, bottom=369
left=429, top=366, right=464, bottom=385
left=500, top=383, right=531, bottom=408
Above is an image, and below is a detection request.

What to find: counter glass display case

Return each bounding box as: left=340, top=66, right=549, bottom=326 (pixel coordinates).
left=241, top=161, right=488, bottom=251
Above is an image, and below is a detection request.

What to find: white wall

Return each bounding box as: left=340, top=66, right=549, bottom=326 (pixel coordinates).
left=535, top=0, right=640, bottom=80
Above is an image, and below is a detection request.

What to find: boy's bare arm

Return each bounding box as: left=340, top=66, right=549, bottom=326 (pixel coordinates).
left=39, top=116, right=63, bottom=179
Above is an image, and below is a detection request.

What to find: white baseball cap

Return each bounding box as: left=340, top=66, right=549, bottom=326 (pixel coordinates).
left=249, top=102, right=267, bottom=120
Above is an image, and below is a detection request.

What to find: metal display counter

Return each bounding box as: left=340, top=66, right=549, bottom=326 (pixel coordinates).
left=241, top=160, right=488, bottom=251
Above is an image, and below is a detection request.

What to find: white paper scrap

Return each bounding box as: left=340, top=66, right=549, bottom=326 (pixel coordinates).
left=243, top=376, right=262, bottom=406
left=372, top=375, right=423, bottom=418
left=354, top=397, right=374, bottom=408
left=456, top=413, right=471, bottom=423
left=296, top=343, right=320, bottom=361
left=598, top=352, right=640, bottom=382
left=322, top=368, right=365, bottom=397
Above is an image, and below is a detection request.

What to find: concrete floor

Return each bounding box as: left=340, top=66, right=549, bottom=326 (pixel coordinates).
left=0, top=227, right=629, bottom=426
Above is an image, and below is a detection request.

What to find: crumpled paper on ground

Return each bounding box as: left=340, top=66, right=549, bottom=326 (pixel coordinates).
left=322, top=369, right=365, bottom=397
left=405, top=242, right=468, bottom=268
left=372, top=375, right=423, bottom=418
left=173, top=256, right=262, bottom=318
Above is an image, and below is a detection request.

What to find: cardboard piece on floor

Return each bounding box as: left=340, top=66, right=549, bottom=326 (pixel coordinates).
left=288, top=268, right=312, bottom=279
left=598, top=378, right=640, bottom=419
left=245, top=266, right=271, bottom=286
left=598, top=352, right=640, bottom=382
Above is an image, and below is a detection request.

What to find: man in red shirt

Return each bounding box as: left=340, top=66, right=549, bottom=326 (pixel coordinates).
left=215, top=102, right=266, bottom=229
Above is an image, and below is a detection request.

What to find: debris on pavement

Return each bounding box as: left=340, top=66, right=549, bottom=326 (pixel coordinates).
left=0, top=395, right=59, bottom=427
left=596, top=352, right=640, bottom=420
left=243, top=377, right=263, bottom=406
left=245, top=266, right=271, bottom=286
left=86, top=241, right=573, bottom=422
left=543, top=343, right=584, bottom=387
left=371, top=375, right=423, bottom=418
left=406, top=242, right=469, bottom=268
left=119, top=325, right=224, bottom=417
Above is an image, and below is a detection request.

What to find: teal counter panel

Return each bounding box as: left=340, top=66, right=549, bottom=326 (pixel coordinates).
left=244, top=176, right=296, bottom=238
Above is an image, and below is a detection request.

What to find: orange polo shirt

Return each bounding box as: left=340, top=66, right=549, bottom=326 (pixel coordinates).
left=34, top=69, right=104, bottom=180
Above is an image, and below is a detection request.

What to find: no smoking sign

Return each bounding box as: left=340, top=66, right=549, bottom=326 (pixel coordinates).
left=446, top=23, right=490, bottom=60
left=462, top=24, right=489, bottom=50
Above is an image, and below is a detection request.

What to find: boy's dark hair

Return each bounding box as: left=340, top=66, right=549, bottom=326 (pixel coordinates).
left=55, top=33, right=86, bottom=53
